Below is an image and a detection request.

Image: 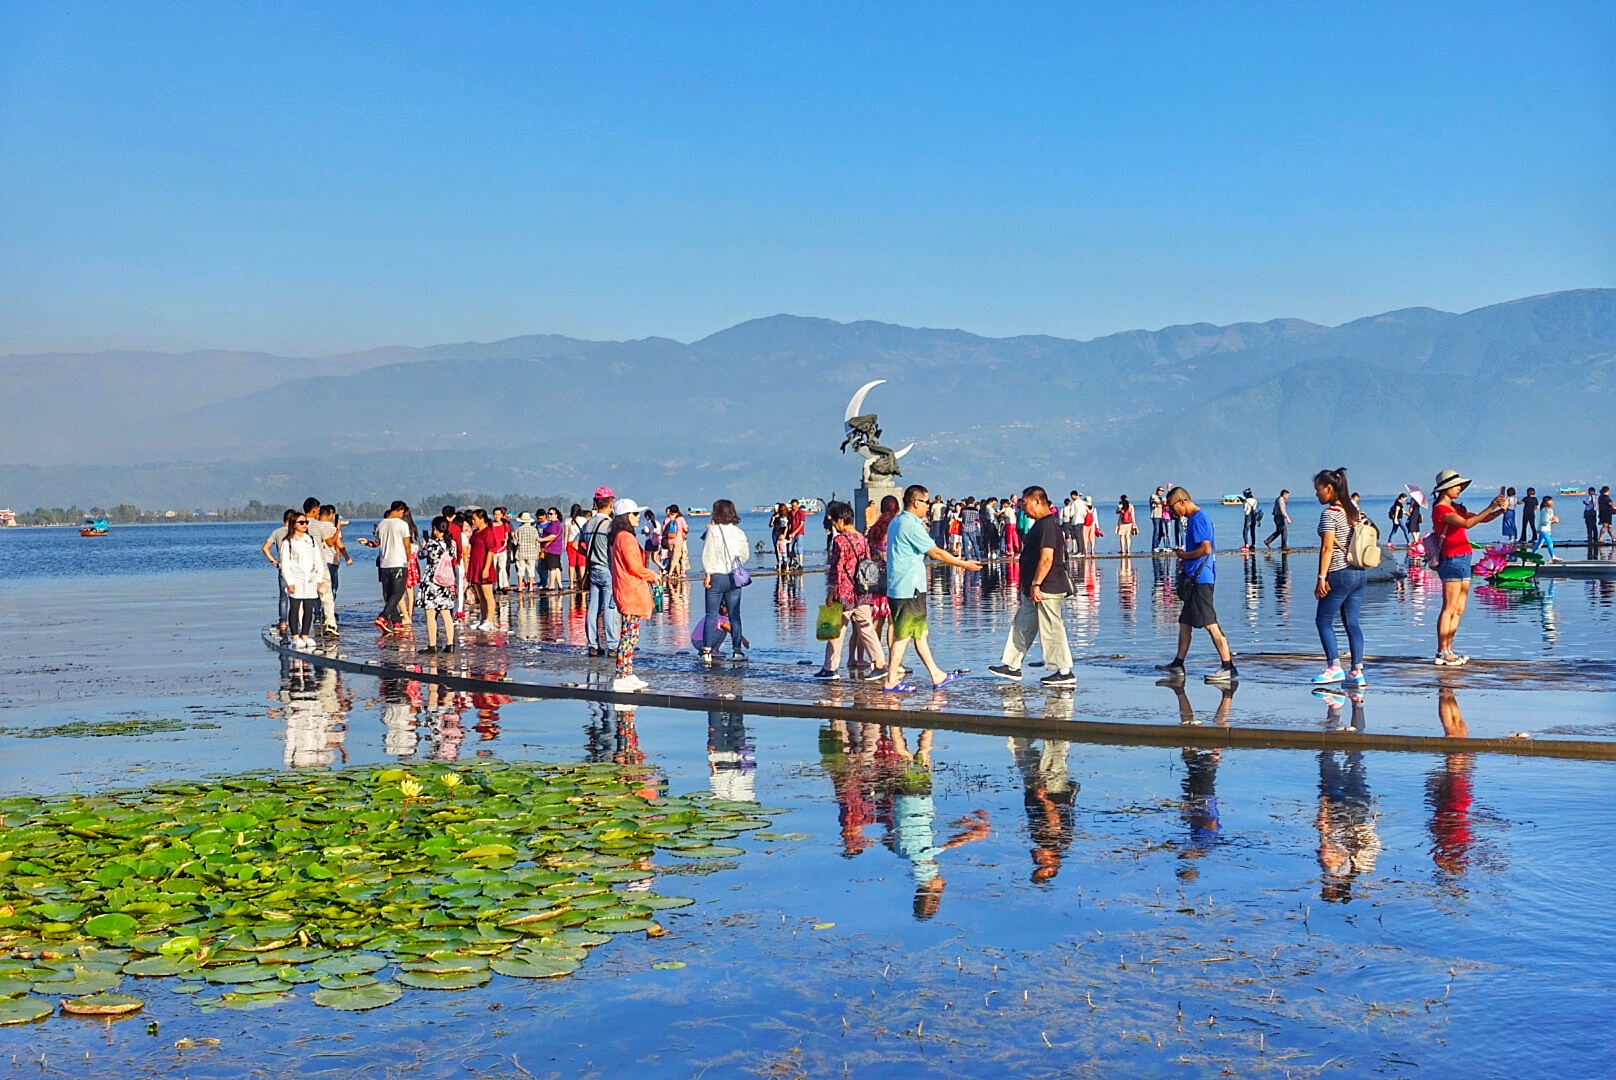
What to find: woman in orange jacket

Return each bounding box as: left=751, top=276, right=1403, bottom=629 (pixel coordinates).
left=609, top=499, right=662, bottom=692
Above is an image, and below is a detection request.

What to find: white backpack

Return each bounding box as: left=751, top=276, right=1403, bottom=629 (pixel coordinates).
left=1346, top=515, right=1382, bottom=569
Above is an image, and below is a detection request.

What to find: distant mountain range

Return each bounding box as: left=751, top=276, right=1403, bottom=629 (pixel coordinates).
left=1, top=289, right=1610, bottom=510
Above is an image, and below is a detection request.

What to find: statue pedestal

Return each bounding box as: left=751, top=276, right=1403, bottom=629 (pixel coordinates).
left=856, top=479, right=902, bottom=532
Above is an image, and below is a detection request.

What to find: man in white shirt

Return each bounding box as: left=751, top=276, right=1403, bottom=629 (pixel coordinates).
left=578, top=488, right=620, bottom=657
left=359, top=501, right=412, bottom=633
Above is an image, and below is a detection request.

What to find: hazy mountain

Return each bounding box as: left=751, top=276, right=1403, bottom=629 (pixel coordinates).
left=0, top=289, right=1609, bottom=510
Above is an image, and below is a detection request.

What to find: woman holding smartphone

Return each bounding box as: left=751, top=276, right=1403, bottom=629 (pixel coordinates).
left=1430, top=470, right=1507, bottom=667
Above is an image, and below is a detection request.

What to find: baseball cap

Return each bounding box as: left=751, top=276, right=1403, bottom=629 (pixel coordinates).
left=593, top=486, right=615, bottom=500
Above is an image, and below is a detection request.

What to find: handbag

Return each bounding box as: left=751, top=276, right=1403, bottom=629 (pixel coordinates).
left=431, top=547, right=457, bottom=588
left=720, top=527, right=752, bottom=587
left=816, top=602, right=845, bottom=641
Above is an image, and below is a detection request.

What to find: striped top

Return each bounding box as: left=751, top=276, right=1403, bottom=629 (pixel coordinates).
left=1318, top=506, right=1350, bottom=573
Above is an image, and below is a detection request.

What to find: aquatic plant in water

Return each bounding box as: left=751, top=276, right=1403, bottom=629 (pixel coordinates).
left=0, top=761, right=772, bottom=1023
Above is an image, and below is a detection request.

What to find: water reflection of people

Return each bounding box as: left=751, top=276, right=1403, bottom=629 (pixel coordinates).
left=707, top=710, right=756, bottom=802
left=1312, top=688, right=1366, bottom=732
left=379, top=677, right=418, bottom=757
left=820, top=721, right=880, bottom=857
left=1008, top=738, right=1076, bottom=882
left=1160, top=678, right=1236, bottom=728
left=273, top=658, right=349, bottom=767
left=420, top=681, right=466, bottom=761
left=1316, top=751, right=1380, bottom=901
left=1429, top=687, right=1477, bottom=876
left=1177, top=747, right=1222, bottom=880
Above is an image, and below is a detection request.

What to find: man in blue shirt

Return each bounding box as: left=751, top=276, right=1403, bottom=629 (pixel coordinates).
left=883, top=484, right=983, bottom=692
left=1156, top=487, right=1237, bottom=686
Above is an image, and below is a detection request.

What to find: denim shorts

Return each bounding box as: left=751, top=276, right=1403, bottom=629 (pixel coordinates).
left=1436, top=554, right=1472, bottom=582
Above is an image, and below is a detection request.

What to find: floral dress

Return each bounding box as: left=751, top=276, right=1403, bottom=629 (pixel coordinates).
left=418, top=537, right=457, bottom=610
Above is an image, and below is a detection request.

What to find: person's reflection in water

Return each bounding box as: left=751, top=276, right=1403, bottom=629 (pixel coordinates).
left=610, top=704, right=646, bottom=767
left=1176, top=746, right=1222, bottom=880
left=379, top=677, right=419, bottom=758
left=1008, top=737, right=1076, bottom=882
left=819, top=721, right=879, bottom=856
left=1539, top=580, right=1558, bottom=646
left=1272, top=551, right=1291, bottom=620
left=1312, top=688, right=1366, bottom=732
left=1243, top=553, right=1262, bottom=628
left=273, top=657, right=348, bottom=767
left=1160, top=678, right=1237, bottom=728
left=1428, top=687, right=1477, bottom=877
left=707, top=710, right=755, bottom=803
left=421, top=681, right=465, bottom=761
left=1117, top=556, right=1137, bottom=622
left=878, top=728, right=990, bottom=919
left=1315, top=751, right=1381, bottom=901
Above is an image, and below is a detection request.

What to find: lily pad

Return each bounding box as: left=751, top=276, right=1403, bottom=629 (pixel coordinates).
left=308, top=953, right=387, bottom=976
left=60, top=992, right=144, bottom=1016
left=585, top=918, right=659, bottom=934
left=489, top=956, right=580, bottom=979
left=312, top=982, right=402, bottom=1011
left=124, top=956, right=199, bottom=977
left=637, top=896, right=695, bottom=910
left=395, top=968, right=492, bottom=990
left=0, top=997, right=54, bottom=1025
left=651, top=961, right=686, bottom=970
left=83, top=913, right=138, bottom=939
left=201, top=964, right=271, bottom=985
left=317, top=973, right=378, bottom=990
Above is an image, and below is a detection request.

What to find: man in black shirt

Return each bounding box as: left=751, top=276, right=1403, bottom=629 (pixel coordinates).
left=1520, top=487, right=1539, bottom=545
left=989, top=486, right=1076, bottom=688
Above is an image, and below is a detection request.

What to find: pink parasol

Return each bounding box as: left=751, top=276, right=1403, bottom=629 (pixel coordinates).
left=1405, top=485, right=1427, bottom=508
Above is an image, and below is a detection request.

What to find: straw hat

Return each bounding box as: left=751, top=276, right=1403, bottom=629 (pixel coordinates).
left=1432, top=469, right=1470, bottom=496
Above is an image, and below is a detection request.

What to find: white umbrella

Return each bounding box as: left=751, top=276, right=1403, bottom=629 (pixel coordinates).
left=1405, top=485, right=1427, bottom=508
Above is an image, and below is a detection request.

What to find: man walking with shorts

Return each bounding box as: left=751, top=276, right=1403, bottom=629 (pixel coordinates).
left=989, top=486, right=1076, bottom=688
left=1156, top=487, right=1238, bottom=686
left=882, top=484, right=982, bottom=693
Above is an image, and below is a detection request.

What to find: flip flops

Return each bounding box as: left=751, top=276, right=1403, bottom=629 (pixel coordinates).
left=882, top=682, right=916, bottom=694
left=931, top=672, right=960, bottom=689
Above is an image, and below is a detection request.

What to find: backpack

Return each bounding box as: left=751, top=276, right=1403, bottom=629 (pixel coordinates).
left=854, top=558, right=883, bottom=595
left=1345, top=514, right=1382, bottom=569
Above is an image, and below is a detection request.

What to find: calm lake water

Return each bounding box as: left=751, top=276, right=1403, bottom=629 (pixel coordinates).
left=0, top=522, right=1611, bottom=1077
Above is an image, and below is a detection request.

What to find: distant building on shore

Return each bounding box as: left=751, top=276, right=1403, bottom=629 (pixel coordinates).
left=0, top=509, right=15, bottom=527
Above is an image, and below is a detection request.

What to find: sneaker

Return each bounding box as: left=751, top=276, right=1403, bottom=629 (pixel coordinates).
left=730, top=650, right=748, bottom=662
left=813, top=669, right=839, bottom=680
left=373, top=616, right=391, bottom=633
left=697, top=648, right=714, bottom=663
left=1312, top=665, right=1345, bottom=685
left=861, top=667, right=889, bottom=682
left=1344, top=668, right=1367, bottom=688
left=1040, top=670, right=1077, bottom=688
left=323, top=625, right=341, bottom=638
left=611, top=676, right=642, bottom=693
left=1154, top=659, right=1186, bottom=673
left=988, top=664, right=1023, bottom=681
left=1434, top=652, right=1469, bottom=667
left=1204, top=665, right=1238, bottom=687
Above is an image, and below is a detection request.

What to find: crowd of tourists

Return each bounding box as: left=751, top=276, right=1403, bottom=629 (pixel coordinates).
left=264, top=465, right=1569, bottom=700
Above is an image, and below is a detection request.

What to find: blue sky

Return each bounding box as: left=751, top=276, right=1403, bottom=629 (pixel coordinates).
left=2, top=2, right=1612, bottom=354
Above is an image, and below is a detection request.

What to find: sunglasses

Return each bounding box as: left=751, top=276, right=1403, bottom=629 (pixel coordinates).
left=294, top=519, right=309, bottom=525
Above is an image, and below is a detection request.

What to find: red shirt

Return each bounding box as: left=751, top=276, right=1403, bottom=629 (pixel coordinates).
left=1432, top=503, right=1471, bottom=558
left=788, top=508, right=807, bottom=538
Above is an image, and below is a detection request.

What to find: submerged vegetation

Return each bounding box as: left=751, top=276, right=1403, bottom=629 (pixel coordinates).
left=0, top=760, right=771, bottom=1024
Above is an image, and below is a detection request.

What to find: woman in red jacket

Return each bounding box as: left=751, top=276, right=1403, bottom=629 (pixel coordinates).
left=609, top=499, right=662, bottom=692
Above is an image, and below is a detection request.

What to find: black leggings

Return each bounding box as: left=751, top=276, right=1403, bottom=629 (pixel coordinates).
left=288, top=597, right=316, bottom=637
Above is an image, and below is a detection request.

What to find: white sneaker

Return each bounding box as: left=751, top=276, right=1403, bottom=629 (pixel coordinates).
left=479, top=621, right=499, bottom=632
left=611, top=675, right=647, bottom=693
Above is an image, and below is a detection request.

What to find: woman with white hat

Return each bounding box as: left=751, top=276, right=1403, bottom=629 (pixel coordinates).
left=609, top=499, right=662, bottom=692
left=1429, top=469, right=1506, bottom=667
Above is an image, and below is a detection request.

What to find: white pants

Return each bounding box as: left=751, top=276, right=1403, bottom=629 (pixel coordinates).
left=1000, top=592, right=1073, bottom=672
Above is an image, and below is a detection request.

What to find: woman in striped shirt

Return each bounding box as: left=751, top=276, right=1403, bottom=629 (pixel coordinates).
left=1312, top=467, right=1367, bottom=689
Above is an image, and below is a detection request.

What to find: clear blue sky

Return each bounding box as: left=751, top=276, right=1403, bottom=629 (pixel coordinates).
left=2, top=2, right=1612, bottom=355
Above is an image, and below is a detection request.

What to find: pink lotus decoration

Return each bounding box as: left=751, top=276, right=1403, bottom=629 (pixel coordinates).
left=1408, top=534, right=1427, bottom=560
left=1473, top=543, right=1513, bottom=580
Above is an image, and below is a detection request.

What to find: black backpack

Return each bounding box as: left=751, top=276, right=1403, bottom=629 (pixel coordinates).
left=854, top=558, right=883, bottom=594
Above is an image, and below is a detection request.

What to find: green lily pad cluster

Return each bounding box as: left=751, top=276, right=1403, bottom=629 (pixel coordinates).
left=0, top=761, right=773, bottom=1024
left=0, top=718, right=221, bottom=740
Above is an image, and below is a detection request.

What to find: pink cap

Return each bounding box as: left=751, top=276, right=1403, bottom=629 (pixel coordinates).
left=593, top=485, right=615, bottom=500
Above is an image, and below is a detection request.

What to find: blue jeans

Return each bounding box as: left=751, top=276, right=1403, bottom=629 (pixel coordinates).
left=703, top=573, right=744, bottom=651
left=1436, top=554, right=1472, bottom=582
left=587, top=573, right=620, bottom=650
left=963, top=531, right=980, bottom=560
left=1315, top=567, right=1366, bottom=669
left=1533, top=531, right=1556, bottom=560
left=276, top=569, right=289, bottom=625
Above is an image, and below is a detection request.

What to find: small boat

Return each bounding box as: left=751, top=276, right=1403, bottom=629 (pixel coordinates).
left=80, top=517, right=109, bottom=537
left=1558, top=485, right=1586, bottom=496
left=687, top=507, right=711, bottom=517
left=1221, top=495, right=1244, bottom=506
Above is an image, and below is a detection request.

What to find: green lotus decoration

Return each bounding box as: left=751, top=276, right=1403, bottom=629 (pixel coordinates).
left=0, top=761, right=772, bottom=1023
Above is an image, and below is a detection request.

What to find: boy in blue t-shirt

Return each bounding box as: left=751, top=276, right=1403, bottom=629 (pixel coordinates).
left=1156, top=487, right=1237, bottom=686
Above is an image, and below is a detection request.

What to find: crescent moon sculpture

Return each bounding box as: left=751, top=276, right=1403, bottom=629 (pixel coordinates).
left=840, top=380, right=909, bottom=480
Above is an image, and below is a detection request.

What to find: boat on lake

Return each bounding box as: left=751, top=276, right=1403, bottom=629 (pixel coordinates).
left=1559, top=485, right=1586, bottom=496
left=687, top=507, right=711, bottom=517
left=80, top=517, right=109, bottom=537
left=1221, top=495, right=1244, bottom=506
